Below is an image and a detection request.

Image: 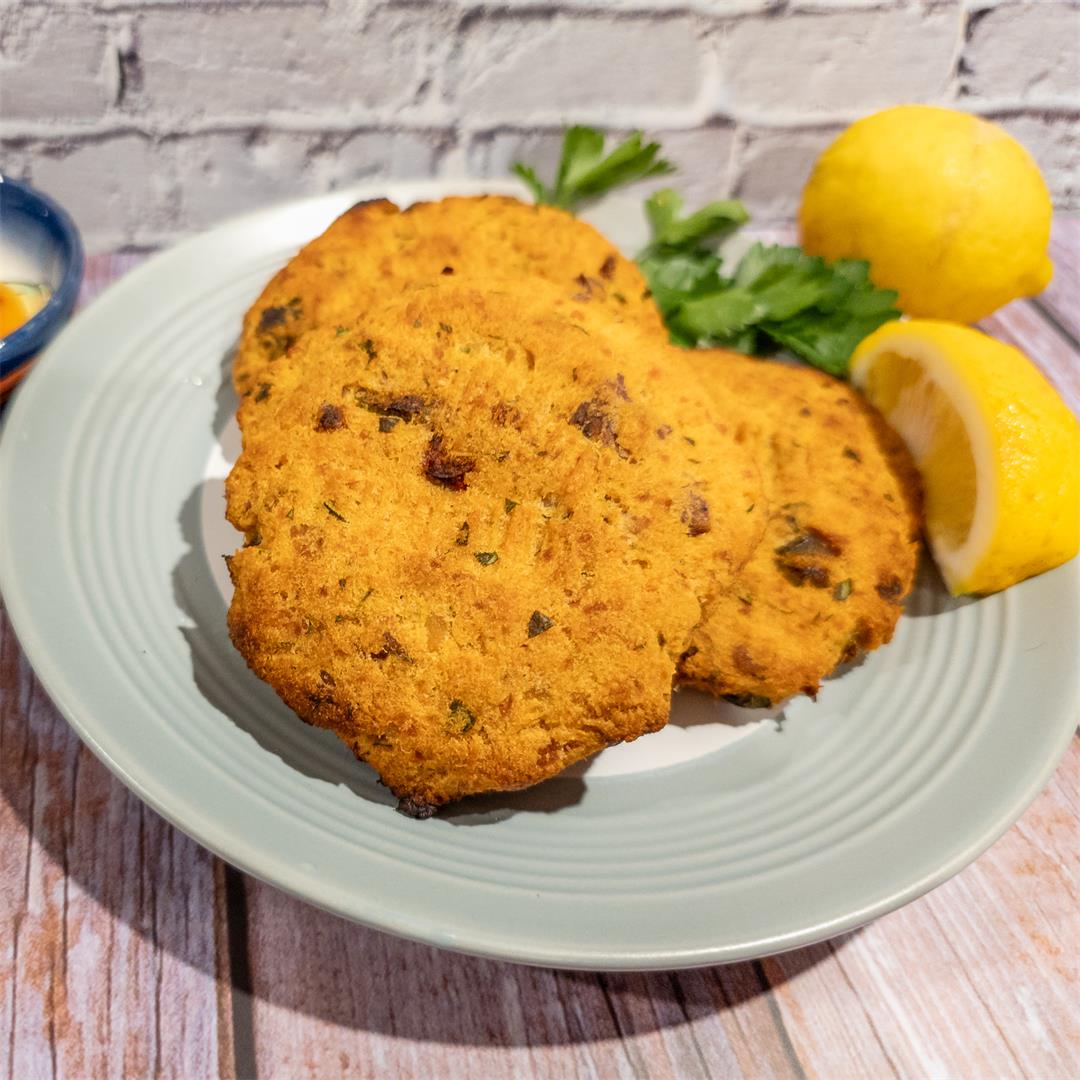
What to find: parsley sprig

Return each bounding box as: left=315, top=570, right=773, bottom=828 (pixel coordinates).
left=640, top=190, right=901, bottom=375
left=512, top=126, right=673, bottom=211
left=512, top=128, right=901, bottom=375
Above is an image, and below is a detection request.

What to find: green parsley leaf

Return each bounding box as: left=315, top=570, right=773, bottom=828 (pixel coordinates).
left=643, top=188, right=748, bottom=251
left=731, top=244, right=836, bottom=320
left=512, top=128, right=901, bottom=375
left=638, top=249, right=724, bottom=318
left=638, top=189, right=748, bottom=322
left=513, top=127, right=674, bottom=213
left=669, top=289, right=760, bottom=342
left=643, top=228, right=900, bottom=376
left=761, top=303, right=899, bottom=377
left=510, top=163, right=547, bottom=204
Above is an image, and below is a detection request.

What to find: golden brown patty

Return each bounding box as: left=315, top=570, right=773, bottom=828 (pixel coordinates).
left=234, top=199, right=764, bottom=612
left=680, top=353, right=923, bottom=705
left=226, top=280, right=750, bottom=810
left=538, top=316, right=923, bottom=703
left=234, top=195, right=662, bottom=396
left=234, top=192, right=920, bottom=707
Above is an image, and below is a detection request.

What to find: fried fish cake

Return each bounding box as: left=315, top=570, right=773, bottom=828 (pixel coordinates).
left=234, top=195, right=662, bottom=396
left=226, top=280, right=744, bottom=811
left=536, top=305, right=768, bottom=579
left=534, top=318, right=921, bottom=703
left=236, top=191, right=763, bottom=579
left=233, top=190, right=918, bottom=713
left=678, top=353, right=923, bottom=705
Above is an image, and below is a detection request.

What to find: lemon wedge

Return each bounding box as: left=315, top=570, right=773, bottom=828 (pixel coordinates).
left=851, top=320, right=1080, bottom=594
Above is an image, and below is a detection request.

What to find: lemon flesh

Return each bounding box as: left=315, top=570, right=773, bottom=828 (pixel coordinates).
left=852, top=320, right=1080, bottom=595
left=800, top=106, right=1053, bottom=323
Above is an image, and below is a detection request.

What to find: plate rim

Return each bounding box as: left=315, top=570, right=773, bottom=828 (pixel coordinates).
left=2, top=180, right=1077, bottom=970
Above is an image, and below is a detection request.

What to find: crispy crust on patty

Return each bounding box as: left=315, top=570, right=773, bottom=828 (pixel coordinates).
left=227, top=280, right=740, bottom=807
left=680, top=353, right=923, bottom=705
left=234, top=193, right=921, bottom=712
left=234, top=195, right=662, bottom=396
left=535, top=314, right=923, bottom=704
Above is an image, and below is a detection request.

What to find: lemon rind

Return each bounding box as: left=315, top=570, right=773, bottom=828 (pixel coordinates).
left=851, top=327, right=997, bottom=591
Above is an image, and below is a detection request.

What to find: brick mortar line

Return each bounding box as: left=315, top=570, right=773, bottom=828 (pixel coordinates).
left=8, top=0, right=1075, bottom=135
left=17, top=0, right=330, bottom=11
left=2, top=0, right=1027, bottom=37
left=8, top=0, right=1079, bottom=34
left=3, top=100, right=1078, bottom=146
left=8, top=0, right=1019, bottom=15
left=12, top=0, right=1068, bottom=43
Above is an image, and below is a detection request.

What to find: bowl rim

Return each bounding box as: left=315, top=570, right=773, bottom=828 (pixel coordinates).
left=0, top=174, right=85, bottom=377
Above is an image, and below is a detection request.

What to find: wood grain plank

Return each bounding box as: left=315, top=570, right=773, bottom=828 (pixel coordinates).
left=244, top=869, right=853, bottom=1079
left=822, top=911, right=1025, bottom=1078
left=917, top=741, right=1080, bottom=1073
left=652, top=969, right=747, bottom=1079
left=765, top=741, right=1079, bottom=1080
left=690, top=965, right=805, bottom=1079
left=1041, top=218, right=1080, bottom=345
left=1, top=602, right=226, bottom=1077
left=600, top=969, right=742, bottom=1080
left=243, top=877, right=686, bottom=1080
left=762, top=941, right=900, bottom=1079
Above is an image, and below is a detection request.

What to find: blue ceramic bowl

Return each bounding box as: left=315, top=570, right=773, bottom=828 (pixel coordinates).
left=0, top=175, right=84, bottom=394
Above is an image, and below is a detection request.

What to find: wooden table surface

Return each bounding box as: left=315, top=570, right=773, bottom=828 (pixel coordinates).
left=2, top=223, right=1078, bottom=1080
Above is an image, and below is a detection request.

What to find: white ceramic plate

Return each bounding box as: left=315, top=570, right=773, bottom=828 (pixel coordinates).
left=2, top=180, right=1077, bottom=969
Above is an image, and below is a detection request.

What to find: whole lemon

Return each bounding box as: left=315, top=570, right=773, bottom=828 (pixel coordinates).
left=799, top=106, right=1053, bottom=323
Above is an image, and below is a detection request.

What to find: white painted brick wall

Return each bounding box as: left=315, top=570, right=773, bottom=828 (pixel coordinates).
left=448, top=13, right=704, bottom=120
left=961, top=1, right=1079, bottom=102
left=133, top=5, right=437, bottom=124
left=717, top=9, right=962, bottom=120
left=1, top=0, right=1077, bottom=252
left=733, top=126, right=843, bottom=219
left=1, top=7, right=117, bottom=125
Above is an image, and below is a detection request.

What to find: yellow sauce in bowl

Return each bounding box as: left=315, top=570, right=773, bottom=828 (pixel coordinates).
left=0, top=282, right=50, bottom=338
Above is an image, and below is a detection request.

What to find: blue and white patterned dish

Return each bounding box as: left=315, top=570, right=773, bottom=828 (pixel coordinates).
left=0, top=175, right=84, bottom=395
